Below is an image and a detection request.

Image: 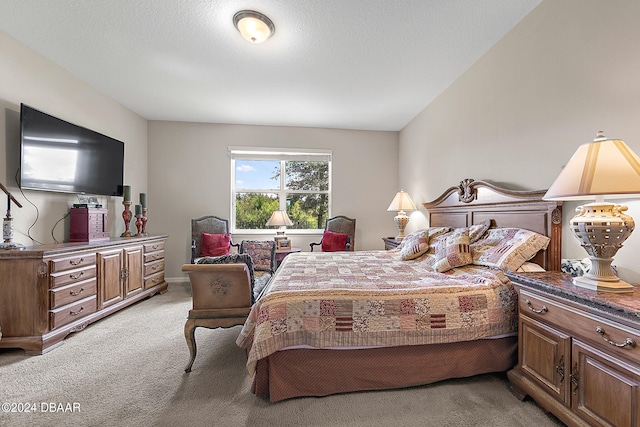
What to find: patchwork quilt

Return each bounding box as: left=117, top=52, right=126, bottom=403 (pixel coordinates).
left=236, top=250, right=518, bottom=376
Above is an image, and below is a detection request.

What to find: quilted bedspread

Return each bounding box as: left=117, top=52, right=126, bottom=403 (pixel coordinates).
left=236, top=250, right=518, bottom=376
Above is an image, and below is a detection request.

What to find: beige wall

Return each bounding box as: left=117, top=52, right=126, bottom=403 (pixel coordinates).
left=148, top=121, right=399, bottom=280
left=400, top=0, right=640, bottom=283
left=0, top=31, right=147, bottom=244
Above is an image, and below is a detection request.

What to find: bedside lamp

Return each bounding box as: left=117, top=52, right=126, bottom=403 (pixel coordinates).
left=266, top=210, right=293, bottom=238
left=544, top=131, right=640, bottom=293
left=387, top=190, right=416, bottom=241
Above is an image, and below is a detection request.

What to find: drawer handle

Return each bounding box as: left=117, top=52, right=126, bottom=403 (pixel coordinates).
left=595, top=326, right=636, bottom=348
left=152, top=265, right=160, bottom=271
left=69, top=271, right=84, bottom=280
left=69, top=288, right=84, bottom=297
left=525, top=299, right=548, bottom=314
left=69, top=258, right=84, bottom=266
left=70, top=307, right=84, bottom=316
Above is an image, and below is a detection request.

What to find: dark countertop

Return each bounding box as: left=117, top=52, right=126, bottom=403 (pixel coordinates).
left=506, top=271, right=640, bottom=327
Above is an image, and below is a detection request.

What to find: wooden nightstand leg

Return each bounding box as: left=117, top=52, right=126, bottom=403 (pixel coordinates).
left=184, top=318, right=198, bottom=373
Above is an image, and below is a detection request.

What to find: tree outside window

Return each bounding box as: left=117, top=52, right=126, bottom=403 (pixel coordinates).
left=231, top=149, right=331, bottom=231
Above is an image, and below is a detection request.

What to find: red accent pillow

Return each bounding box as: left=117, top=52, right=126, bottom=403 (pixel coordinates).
left=201, top=233, right=231, bottom=257
left=321, top=230, right=348, bottom=252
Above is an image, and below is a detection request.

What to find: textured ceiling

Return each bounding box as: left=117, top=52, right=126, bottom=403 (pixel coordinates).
left=0, top=0, right=541, bottom=131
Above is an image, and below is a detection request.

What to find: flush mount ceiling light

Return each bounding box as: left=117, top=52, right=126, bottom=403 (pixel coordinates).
left=233, top=10, right=275, bottom=44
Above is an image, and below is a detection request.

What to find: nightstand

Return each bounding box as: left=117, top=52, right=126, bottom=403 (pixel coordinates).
left=506, top=271, right=640, bottom=427
left=382, top=237, right=401, bottom=250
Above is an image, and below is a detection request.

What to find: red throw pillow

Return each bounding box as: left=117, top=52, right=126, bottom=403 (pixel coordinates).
left=201, top=233, right=231, bottom=257
left=321, top=230, right=348, bottom=252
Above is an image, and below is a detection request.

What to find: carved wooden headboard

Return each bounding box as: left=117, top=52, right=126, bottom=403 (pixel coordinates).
left=423, top=179, right=563, bottom=271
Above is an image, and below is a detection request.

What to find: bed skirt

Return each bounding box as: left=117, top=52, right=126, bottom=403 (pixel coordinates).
left=252, top=336, right=517, bottom=402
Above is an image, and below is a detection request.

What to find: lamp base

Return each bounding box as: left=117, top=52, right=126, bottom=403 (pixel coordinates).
left=0, top=241, right=24, bottom=250
left=572, top=275, right=634, bottom=293
left=394, top=211, right=409, bottom=241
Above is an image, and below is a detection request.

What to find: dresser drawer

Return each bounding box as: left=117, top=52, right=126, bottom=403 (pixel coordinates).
left=50, top=278, right=97, bottom=309
left=50, top=296, right=97, bottom=330
left=144, top=259, right=164, bottom=277
left=50, top=265, right=97, bottom=289
left=49, top=253, right=96, bottom=272
left=144, top=250, right=164, bottom=263
left=144, top=272, right=165, bottom=289
left=144, top=241, right=165, bottom=253
left=519, top=289, right=640, bottom=365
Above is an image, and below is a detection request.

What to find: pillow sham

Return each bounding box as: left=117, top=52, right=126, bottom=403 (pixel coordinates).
left=468, top=220, right=492, bottom=243
left=399, top=229, right=429, bottom=260
left=201, top=233, right=231, bottom=257
left=322, top=230, right=348, bottom=252
left=400, top=227, right=451, bottom=260
left=471, top=228, right=550, bottom=272
left=433, top=228, right=472, bottom=272
left=516, top=262, right=546, bottom=273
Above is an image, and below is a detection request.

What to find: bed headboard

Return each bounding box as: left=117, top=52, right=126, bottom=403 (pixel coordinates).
left=423, top=179, right=563, bottom=271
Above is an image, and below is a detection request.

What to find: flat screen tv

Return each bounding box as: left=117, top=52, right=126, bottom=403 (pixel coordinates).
left=20, top=104, right=124, bottom=197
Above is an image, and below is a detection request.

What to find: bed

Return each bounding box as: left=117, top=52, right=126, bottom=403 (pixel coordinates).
left=236, top=179, right=562, bottom=402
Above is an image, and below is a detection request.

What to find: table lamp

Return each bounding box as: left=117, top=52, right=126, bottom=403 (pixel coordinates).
left=387, top=190, right=416, bottom=241
left=266, top=210, right=293, bottom=239
left=544, top=131, right=640, bottom=293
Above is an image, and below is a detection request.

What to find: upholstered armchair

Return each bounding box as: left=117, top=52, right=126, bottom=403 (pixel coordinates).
left=191, top=215, right=238, bottom=263
left=310, top=215, right=356, bottom=252
left=182, top=253, right=256, bottom=373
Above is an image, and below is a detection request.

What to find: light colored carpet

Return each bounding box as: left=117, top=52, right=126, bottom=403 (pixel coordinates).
left=0, top=283, right=563, bottom=427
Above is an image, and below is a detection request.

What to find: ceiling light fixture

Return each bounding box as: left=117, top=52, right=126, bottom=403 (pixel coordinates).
left=233, top=10, right=275, bottom=44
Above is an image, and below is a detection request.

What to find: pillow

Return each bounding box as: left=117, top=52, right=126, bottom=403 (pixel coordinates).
left=322, top=230, right=348, bottom=252
left=516, top=262, right=546, bottom=273
left=468, top=220, right=492, bottom=243
left=400, top=227, right=451, bottom=260
left=471, top=228, right=550, bottom=272
left=201, top=233, right=231, bottom=257
left=399, top=229, right=429, bottom=260
left=240, top=240, right=276, bottom=272
left=433, top=229, right=472, bottom=272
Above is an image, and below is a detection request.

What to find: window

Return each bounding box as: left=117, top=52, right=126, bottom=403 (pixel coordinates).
left=230, top=147, right=331, bottom=232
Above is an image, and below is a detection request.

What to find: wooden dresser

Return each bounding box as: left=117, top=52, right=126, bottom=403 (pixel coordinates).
left=506, top=271, right=640, bottom=427
left=382, top=237, right=401, bottom=250
left=0, top=235, right=168, bottom=354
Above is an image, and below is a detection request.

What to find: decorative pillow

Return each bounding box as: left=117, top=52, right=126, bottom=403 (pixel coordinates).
left=471, top=228, right=550, bottom=272
left=433, top=229, right=472, bottom=273
left=399, top=227, right=451, bottom=260
left=516, top=262, right=546, bottom=273
left=468, top=220, right=492, bottom=243
left=321, top=230, right=348, bottom=252
left=200, top=233, right=231, bottom=257
left=399, top=229, right=429, bottom=260
left=240, top=240, right=276, bottom=272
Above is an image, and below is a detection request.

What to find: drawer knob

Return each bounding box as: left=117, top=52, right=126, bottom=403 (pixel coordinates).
left=595, top=326, right=636, bottom=348
left=525, top=299, right=548, bottom=314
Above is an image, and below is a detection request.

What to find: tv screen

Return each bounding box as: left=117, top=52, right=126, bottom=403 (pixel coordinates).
left=20, top=104, right=124, bottom=197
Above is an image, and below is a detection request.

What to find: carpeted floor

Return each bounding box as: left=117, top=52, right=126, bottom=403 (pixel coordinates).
left=0, top=283, right=563, bottom=427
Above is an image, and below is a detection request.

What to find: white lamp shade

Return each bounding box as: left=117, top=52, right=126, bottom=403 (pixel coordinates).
left=387, top=190, right=416, bottom=212
left=544, top=133, right=640, bottom=201
left=266, top=210, right=293, bottom=227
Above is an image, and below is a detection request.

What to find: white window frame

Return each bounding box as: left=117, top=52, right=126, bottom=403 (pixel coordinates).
left=229, top=147, right=332, bottom=234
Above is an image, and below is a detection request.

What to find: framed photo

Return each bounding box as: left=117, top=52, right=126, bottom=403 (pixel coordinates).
left=277, top=238, right=291, bottom=250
